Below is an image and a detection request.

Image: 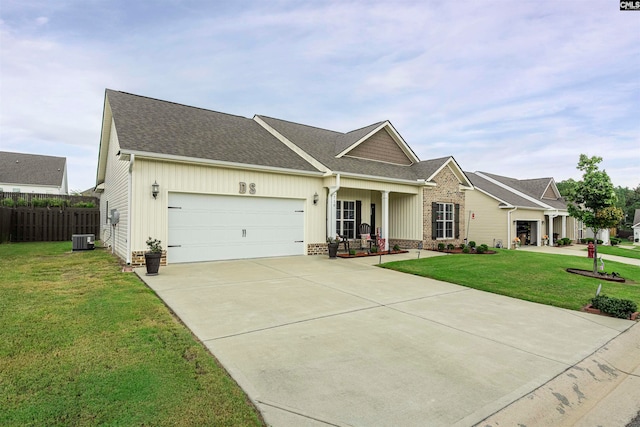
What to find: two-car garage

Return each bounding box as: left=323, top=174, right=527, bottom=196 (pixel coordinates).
left=167, top=193, right=305, bottom=263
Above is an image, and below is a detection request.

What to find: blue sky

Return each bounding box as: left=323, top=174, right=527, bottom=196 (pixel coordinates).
left=1, top=0, right=639, bottom=191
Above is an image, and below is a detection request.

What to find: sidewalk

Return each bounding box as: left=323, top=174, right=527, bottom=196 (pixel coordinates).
left=519, top=244, right=640, bottom=267
left=480, top=244, right=640, bottom=426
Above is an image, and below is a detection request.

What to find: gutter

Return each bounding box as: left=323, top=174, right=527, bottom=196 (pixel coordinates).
left=327, top=174, right=340, bottom=239
left=126, top=153, right=134, bottom=265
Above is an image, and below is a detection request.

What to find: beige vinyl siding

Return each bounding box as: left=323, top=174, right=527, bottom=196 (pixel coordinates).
left=131, top=158, right=325, bottom=255
left=389, top=193, right=422, bottom=240
left=465, top=189, right=508, bottom=246
left=101, top=120, right=130, bottom=260
left=345, top=129, right=413, bottom=165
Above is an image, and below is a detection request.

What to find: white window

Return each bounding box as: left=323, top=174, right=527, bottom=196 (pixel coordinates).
left=436, top=203, right=454, bottom=239
left=12, top=188, right=20, bottom=193
left=336, top=200, right=356, bottom=239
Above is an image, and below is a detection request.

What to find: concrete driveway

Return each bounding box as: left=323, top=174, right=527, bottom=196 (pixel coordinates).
left=138, top=252, right=635, bottom=426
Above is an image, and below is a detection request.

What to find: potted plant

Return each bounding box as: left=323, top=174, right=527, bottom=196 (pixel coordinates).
left=145, top=237, right=163, bottom=275
left=327, top=236, right=339, bottom=259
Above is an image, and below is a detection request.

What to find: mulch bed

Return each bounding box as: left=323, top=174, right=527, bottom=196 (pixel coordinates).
left=337, top=250, right=409, bottom=258
left=566, top=268, right=626, bottom=283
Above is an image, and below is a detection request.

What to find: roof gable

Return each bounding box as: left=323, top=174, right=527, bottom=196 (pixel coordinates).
left=0, top=151, right=66, bottom=187
left=336, top=121, right=418, bottom=165
left=472, top=172, right=567, bottom=210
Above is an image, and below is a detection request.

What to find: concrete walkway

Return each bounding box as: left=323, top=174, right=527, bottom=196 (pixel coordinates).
left=137, top=250, right=637, bottom=426
left=519, top=243, right=640, bottom=266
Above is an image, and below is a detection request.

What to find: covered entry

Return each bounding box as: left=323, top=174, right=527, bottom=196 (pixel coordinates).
left=168, top=193, right=305, bottom=263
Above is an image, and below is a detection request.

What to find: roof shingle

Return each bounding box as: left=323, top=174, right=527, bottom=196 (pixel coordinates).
left=0, top=151, right=66, bottom=187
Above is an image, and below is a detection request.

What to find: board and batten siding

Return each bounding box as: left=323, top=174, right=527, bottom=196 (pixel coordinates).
left=100, top=120, right=130, bottom=261
left=130, top=158, right=325, bottom=255
left=389, top=193, right=422, bottom=240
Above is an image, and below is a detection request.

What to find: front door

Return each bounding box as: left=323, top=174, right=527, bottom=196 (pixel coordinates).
left=370, top=204, right=376, bottom=235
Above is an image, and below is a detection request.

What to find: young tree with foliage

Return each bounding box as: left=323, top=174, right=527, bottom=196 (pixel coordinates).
left=566, top=155, right=624, bottom=273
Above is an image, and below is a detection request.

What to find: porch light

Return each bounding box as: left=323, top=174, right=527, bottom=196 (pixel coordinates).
left=152, top=181, right=159, bottom=199
left=313, top=192, right=319, bottom=205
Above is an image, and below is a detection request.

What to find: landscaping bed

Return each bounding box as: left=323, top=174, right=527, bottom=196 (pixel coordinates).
left=338, top=250, right=409, bottom=258
left=566, top=268, right=626, bottom=283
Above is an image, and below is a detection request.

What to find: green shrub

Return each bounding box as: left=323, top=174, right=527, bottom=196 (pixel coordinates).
left=476, top=244, right=489, bottom=254
left=349, top=249, right=356, bottom=256
left=16, top=197, right=28, bottom=207
left=561, top=237, right=572, bottom=245
left=32, top=198, right=47, bottom=207
left=462, top=246, right=470, bottom=254
left=1, top=198, right=14, bottom=207
left=610, top=237, right=621, bottom=246
left=72, top=201, right=96, bottom=208
left=437, top=243, right=445, bottom=251
left=47, top=198, right=66, bottom=207
left=446, top=243, right=455, bottom=251
left=468, top=241, right=476, bottom=248
left=591, top=294, right=638, bottom=319
left=371, top=246, right=378, bottom=253
left=392, top=244, right=400, bottom=251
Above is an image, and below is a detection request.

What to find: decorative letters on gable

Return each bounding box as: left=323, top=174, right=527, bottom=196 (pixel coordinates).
left=344, top=129, right=413, bottom=165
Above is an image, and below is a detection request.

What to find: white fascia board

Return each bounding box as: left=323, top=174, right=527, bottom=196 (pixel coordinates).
left=334, top=170, right=435, bottom=186
left=427, top=158, right=474, bottom=188
left=118, top=150, right=325, bottom=177
left=253, top=115, right=328, bottom=172
left=475, top=172, right=554, bottom=209
left=542, top=179, right=561, bottom=200
left=96, top=95, right=113, bottom=185
left=336, top=121, right=420, bottom=164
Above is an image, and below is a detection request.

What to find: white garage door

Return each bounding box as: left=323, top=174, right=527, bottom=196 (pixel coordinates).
left=168, top=193, right=305, bottom=263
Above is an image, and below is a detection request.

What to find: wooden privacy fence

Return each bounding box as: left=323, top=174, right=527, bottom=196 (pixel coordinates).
left=0, top=207, right=100, bottom=243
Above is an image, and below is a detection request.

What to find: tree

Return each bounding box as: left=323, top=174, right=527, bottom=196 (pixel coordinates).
left=566, top=155, right=624, bottom=273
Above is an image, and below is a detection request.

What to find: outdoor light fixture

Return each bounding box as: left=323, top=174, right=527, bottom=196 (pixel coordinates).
left=313, top=192, right=319, bottom=205
left=152, top=181, right=159, bottom=199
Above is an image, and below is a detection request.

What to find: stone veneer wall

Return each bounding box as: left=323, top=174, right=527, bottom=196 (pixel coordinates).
left=307, top=243, right=328, bottom=255
left=423, top=166, right=466, bottom=248
left=131, top=251, right=167, bottom=267
left=388, top=239, right=422, bottom=249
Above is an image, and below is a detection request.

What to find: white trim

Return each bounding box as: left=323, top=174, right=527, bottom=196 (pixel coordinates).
left=334, top=171, right=435, bottom=186
left=427, top=158, right=474, bottom=188
left=475, top=172, right=554, bottom=210
left=342, top=154, right=412, bottom=167
left=541, top=179, right=561, bottom=200
left=118, top=150, right=325, bottom=177
left=253, top=115, right=329, bottom=172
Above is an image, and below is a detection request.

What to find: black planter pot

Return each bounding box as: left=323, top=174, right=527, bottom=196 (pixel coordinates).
left=328, top=242, right=339, bottom=258
left=145, top=252, right=162, bottom=275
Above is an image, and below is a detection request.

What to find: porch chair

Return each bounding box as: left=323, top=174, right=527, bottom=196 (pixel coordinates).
left=358, top=223, right=376, bottom=251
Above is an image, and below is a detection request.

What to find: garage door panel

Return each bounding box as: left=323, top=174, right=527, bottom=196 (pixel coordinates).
left=168, top=193, right=304, bottom=263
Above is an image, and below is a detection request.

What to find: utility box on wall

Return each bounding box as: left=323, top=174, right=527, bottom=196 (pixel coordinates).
left=72, top=234, right=95, bottom=251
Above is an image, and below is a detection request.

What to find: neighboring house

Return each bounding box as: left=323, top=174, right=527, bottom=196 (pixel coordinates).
left=95, top=89, right=474, bottom=266
left=0, top=151, right=68, bottom=195
left=633, top=209, right=640, bottom=243
left=465, top=172, right=576, bottom=248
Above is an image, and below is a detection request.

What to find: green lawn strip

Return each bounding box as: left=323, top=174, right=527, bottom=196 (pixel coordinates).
left=595, top=245, right=640, bottom=260
left=0, top=242, right=264, bottom=427
left=381, top=249, right=640, bottom=311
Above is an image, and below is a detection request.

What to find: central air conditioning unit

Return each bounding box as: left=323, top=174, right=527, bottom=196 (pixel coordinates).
left=72, top=234, right=95, bottom=251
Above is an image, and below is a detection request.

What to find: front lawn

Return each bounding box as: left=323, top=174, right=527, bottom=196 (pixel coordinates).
left=595, top=245, right=640, bottom=260
left=381, top=249, right=640, bottom=311
left=0, top=242, right=264, bottom=426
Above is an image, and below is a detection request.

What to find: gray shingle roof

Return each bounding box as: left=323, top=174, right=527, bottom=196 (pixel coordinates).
left=0, top=151, right=66, bottom=187
left=468, top=171, right=567, bottom=210
left=106, top=90, right=318, bottom=172
left=257, top=115, right=455, bottom=182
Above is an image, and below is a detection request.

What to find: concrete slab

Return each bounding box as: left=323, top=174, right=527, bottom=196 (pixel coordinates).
left=138, top=254, right=637, bottom=427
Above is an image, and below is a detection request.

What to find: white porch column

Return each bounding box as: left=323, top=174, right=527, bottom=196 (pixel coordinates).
left=328, top=191, right=337, bottom=239
left=562, top=215, right=567, bottom=238
left=548, top=215, right=554, bottom=247
left=381, top=190, right=389, bottom=251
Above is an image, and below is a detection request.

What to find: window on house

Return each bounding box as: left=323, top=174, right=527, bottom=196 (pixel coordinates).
left=12, top=188, right=20, bottom=193
left=336, top=200, right=356, bottom=239
left=436, top=203, right=454, bottom=239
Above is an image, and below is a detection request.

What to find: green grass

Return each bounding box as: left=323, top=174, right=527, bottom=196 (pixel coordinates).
left=381, top=249, right=640, bottom=311
left=0, top=242, right=264, bottom=426
left=595, top=245, right=640, bottom=260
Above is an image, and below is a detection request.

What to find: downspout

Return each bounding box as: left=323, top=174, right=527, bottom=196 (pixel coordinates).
left=507, top=206, right=517, bottom=249
left=327, top=174, right=340, bottom=239
left=126, top=153, right=134, bottom=265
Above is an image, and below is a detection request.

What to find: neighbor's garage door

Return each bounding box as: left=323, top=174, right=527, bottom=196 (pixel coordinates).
left=168, top=193, right=305, bottom=263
